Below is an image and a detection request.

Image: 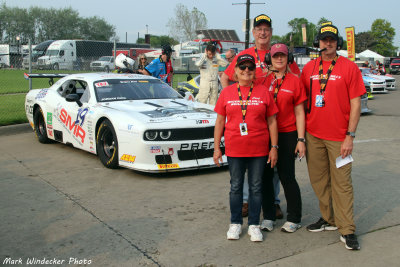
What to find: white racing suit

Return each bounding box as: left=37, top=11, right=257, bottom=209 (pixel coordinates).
left=195, top=53, right=228, bottom=105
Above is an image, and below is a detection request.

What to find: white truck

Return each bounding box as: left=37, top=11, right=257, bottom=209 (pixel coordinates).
left=37, top=40, right=151, bottom=70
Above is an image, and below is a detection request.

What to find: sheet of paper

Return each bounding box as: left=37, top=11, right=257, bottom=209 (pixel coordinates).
left=336, top=155, right=354, bottom=168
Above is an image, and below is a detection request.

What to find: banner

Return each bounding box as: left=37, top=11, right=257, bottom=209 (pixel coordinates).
left=302, top=24, right=307, bottom=46
left=345, top=27, right=355, bottom=61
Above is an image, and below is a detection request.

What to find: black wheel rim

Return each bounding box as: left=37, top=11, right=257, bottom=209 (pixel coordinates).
left=101, top=128, right=115, bottom=158
left=37, top=113, right=46, bottom=136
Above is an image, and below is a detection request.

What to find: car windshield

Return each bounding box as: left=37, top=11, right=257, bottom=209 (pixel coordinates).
left=98, top=56, right=111, bottom=61
left=94, top=79, right=183, bottom=102
left=45, top=50, right=59, bottom=56
left=360, top=68, right=372, bottom=75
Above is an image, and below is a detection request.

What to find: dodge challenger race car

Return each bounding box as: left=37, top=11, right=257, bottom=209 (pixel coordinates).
left=24, top=73, right=226, bottom=173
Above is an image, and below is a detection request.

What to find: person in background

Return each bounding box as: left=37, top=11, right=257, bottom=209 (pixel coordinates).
left=136, top=54, right=148, bottom=74
left=260, top=43, right=306, bottom=233
left=213, top=54, right=278, bottom=242
left=195, top=43, right=228, bottom=105
left=219, top=49, right=237, bottom=77
left=143, top=44, right=174, bottom=86
left=301, top=24, right=365, bottom=250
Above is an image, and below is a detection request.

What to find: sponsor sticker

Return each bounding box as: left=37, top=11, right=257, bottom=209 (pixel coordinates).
left=47, top=112, right=52, bottom=125
left=120, top=154, right=136, bottom=163
left=196, top=119, right=209, bottom=124
left=150, top=146, right=161, bottom=153
left=95, top=81, right=109, bottom=87
left=157, top=163, right=179, bottom=169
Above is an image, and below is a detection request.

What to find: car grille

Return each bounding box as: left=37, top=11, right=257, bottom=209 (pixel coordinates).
left=144, top=127, right=214, bottom=141
left=387, top=79, right=395, bottom=83
left=92, top=63, right=101, bottom=67
left=177, top=147, right=225, bottom=161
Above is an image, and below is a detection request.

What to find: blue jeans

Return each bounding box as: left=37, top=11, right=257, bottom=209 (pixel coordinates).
left=228, top=156, right=266, bottom=226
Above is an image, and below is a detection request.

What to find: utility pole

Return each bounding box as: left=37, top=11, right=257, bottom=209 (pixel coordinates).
left=233, top=0, right=265, bottom=49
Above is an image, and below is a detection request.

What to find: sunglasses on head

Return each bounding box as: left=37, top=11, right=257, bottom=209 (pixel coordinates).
left=238, top=64, right=256, bottom=71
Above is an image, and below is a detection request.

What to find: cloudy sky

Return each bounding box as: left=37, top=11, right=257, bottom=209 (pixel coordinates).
left=3, top=0, right=400, bottom=49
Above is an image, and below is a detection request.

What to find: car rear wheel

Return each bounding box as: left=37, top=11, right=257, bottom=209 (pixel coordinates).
left=34, top=107, right=50, bottom=144
left=104, top=66, right=110, bottom=72
left=53, top=63, right=59, bottom=70
left=96, top=119, right=119, bottom=168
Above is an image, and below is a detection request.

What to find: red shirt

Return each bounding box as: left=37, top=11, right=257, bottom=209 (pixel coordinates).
left=214, top=83, right=278, bottom=157
left=300, top=56, right=366, bottom=141
left=224, top=46, right=301, bottom=83
left=263, top=73, right=307, bottom=133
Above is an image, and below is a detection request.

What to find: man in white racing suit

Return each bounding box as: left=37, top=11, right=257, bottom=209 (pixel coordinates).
left=195, top=43, right=228, bottom=105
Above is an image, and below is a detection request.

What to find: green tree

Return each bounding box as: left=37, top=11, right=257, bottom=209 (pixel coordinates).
left=167, top=4, right=207, bottom=41
left=354, top=31, right=376, bottom=53
left=287, top=18, right=317, bottom=47
left=137, top=35, right=178, bottom=47
left=370, top=19, right=397, bottom=56
left=0, top=4, right=116, bottom=43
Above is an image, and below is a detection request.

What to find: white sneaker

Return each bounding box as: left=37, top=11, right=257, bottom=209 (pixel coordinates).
left=281, top=221, right=301, bottom=233
left=260, top=219, right=275, bottom=231
left=248, top=225, right=263, bottom=242
left=227, top=224, right=242, bottom=240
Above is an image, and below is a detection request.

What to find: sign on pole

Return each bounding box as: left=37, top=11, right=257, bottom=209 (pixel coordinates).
left=345, top=27, right=355, bottom=61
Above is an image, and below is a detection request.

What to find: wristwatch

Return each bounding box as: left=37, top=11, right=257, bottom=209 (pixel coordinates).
left=297, top=138, right=306, bottom=143
left=346, top=131, right=356, bottom=138
left=271, top=145, right=279, bottom=149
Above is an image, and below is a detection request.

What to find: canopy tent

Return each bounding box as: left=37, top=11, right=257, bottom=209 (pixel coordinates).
left=358, top=49, right=385, bottom=63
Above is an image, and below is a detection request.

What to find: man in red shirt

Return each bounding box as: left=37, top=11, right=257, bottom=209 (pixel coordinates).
left=300, top=24, right=365, bottom=250
left=221, top=14, right=300, bottom=88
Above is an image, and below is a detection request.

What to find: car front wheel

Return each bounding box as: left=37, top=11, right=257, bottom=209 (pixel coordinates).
left=34, top=107, right=50, bottom=144
left=96, top=119, right=119, bottom=168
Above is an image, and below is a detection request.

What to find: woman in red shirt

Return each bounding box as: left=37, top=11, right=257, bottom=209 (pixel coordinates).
left=213, top=54, right=278, bottom=242
left=260, top=43, right=306, bottom=233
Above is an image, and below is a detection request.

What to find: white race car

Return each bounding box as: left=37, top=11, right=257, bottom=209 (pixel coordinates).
left=24, top=73, right=226, bottom=173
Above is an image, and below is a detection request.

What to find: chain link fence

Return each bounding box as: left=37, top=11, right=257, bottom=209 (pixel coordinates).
left=0, top=39, right=201, bottom=126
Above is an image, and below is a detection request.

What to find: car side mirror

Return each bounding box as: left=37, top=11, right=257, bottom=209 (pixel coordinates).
left=66, top=93, right=83, bottom=107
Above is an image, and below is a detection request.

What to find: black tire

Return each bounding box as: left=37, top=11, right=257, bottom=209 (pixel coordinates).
left=53, top=63, right=59, bottom=70
left=34, top=107, right=50, bottom=144
left=96, top=119, right=119, bottom=168
left=104, top=66, right=110, bottom=72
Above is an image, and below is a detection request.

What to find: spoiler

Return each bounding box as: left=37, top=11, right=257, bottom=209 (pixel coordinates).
left=24, top=73, right=70, bottom=86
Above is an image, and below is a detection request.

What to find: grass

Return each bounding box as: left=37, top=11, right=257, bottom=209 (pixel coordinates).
left=0, top=94, right=28, bottom=126
left=0, top=69, right=195, bottom=126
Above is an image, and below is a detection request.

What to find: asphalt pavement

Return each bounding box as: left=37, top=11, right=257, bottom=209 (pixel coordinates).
left=1, top=77, right=400, bottom=267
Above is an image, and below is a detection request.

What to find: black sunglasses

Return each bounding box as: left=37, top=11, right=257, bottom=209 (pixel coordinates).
left=238, top=64, right=256, bottom=71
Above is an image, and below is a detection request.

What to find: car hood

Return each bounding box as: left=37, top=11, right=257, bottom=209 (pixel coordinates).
left=98, top=99, right=215, bottom=122
left=362, top=76, right=381, bottom=82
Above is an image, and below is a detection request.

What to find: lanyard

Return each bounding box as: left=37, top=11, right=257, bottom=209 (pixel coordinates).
left=272, top=72, right=286, bottom=102
left=254, top=47, right=266, bottom=71
left=318, top=55, right=338, bottom=94
left=237, top=83, right=254, bottom=122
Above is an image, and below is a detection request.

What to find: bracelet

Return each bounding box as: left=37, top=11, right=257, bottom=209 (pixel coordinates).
left=271, top=145, right=279, bottom=149
left=297, top=138, right=306, bottom=143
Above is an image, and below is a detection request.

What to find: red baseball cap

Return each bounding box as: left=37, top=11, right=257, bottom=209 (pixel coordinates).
left=270, top=43, right=288, bottom=57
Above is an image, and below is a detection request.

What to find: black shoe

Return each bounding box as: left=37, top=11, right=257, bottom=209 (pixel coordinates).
left=340, top=234, right=360, bottom=250
left=306, top=217, right=338, bottom=232
left=275, top=204, right=283, bottom=219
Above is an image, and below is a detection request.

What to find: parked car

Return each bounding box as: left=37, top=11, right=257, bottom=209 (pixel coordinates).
left=24, top=73, right=226, bottom=173
left=389, top=58, right=400, bottom=74
left=359, top=67, right=396, bottom=91
left=361, top=73, right=387, bottom=94
left=90, top=56, right=115, bottom=72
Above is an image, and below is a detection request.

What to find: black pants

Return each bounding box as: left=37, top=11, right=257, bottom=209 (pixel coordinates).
left=262, top=131, right=302, bottom=223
